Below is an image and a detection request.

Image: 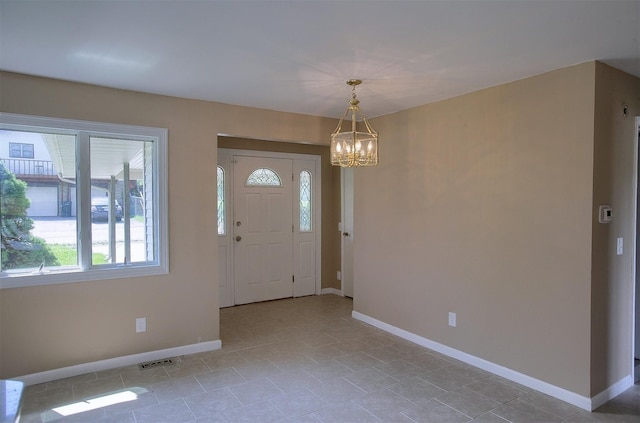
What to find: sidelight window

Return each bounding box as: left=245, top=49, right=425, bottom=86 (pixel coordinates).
left=217, top=166, right=225, bottom=235
left=299, top=170, right=312, bottom=232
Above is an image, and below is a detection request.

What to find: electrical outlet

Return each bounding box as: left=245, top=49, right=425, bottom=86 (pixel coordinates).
left=136, top=317, right=146, bottom=333
left=448, top=312, right=457, bottom=327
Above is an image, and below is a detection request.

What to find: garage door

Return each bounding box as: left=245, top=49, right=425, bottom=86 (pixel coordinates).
left=26, top=186, right=58, bottom=217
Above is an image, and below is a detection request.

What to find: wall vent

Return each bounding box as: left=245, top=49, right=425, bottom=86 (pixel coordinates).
left=138, top=358, right=176, bottom=370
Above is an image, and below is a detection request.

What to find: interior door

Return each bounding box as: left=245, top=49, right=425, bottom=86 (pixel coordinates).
left=342, top=167, right=354, bottom=298
left=233, top=156, right=294, bottom=304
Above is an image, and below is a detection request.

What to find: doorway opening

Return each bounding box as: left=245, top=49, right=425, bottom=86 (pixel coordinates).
left=217, top=148, right=321, bottom=307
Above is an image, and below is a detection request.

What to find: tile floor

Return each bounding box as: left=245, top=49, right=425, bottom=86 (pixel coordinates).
left=20, top=295, right=640, bottom=422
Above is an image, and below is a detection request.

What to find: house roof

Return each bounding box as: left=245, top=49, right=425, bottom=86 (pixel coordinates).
left=0, top=0, right=638, bottom=119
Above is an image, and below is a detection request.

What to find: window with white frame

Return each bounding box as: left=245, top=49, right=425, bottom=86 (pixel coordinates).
left=0, top=113, right=168, bottom=288
left=9, top=142, right=34, bottom=158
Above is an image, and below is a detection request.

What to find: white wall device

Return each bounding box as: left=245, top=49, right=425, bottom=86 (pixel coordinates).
left=599, top=205, right=612, bottom=223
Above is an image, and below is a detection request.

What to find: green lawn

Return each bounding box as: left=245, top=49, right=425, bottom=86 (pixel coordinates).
left=49, top=244, right=107, bottom=265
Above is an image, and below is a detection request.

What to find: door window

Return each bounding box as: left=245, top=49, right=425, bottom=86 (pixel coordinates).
left=245, top=168, right=282, bottom=186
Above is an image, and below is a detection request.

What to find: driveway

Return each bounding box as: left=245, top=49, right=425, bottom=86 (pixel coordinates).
left=30, top=217, right=148, bottom=262
left=31, top=217, right=145, bottom=244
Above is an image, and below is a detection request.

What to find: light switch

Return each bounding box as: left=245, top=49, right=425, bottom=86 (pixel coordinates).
left=617, top=238, right=623, bottom=255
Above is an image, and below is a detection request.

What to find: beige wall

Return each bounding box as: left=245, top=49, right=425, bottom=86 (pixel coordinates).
left=0, top=71, right=336, bottom=378
left=2, top=63, right=638, bottom=400
left=353, top=63, right=601, bottom=396
left=590, top=63, right=640, bottom=395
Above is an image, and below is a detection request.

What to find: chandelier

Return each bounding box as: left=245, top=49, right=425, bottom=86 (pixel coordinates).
left=330, top=79, right=378, bottom=167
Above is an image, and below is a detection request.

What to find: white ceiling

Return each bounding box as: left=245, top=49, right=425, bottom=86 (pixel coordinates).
left=1, top=0, right=638, bottom=119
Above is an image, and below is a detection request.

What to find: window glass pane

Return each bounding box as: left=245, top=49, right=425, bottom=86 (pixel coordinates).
left=299, top=170, right=312, bottom=232
left=22, top=143, right=34, bottom=159
left=1, top=130, right=78, bottom=273
left=90, top=136, right=153, bottom=265
left=246, top=168, right=281, bottom=186
left=9, top=143, right=21, bottom=157
left=217, top=166, right=225, bottom=235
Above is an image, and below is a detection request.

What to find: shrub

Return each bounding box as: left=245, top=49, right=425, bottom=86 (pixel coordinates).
left=1, top=163, right=60, bottom=269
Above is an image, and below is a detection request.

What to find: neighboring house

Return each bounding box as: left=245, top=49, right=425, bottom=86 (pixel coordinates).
left=0, top=131, right=132, bottom=217
left=0, top=131, right=68, bottom=217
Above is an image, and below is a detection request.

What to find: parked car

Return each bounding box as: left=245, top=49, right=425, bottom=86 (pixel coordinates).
left=91, top=197, right=122, bottom=221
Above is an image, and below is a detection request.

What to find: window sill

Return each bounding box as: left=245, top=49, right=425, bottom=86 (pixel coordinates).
left=0, top=263, right=168, bottom=289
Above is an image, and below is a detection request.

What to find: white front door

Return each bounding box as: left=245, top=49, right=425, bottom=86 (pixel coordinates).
left=233, top=156, right=294, bottom=305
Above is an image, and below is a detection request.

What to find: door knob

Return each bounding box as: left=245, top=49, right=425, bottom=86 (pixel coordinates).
left=343, top=232, right=350, bottom=237
left=235, top=236, right=242, bottom=242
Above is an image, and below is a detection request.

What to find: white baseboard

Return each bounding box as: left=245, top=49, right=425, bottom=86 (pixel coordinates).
left=16, top=340, right=222, bottom=386
left=590, top=375, right=634, bottom=410
left=352, top=311, right=632, bottom=412
left=321, top=288, right=343, bottom=296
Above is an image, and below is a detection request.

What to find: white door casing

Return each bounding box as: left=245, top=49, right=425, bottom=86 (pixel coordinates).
left=217, top=149, right=321, bottom=307
left=635, top=117, right=640, bottom=372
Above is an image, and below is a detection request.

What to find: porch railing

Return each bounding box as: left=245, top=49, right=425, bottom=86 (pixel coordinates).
left=0, top=159, right=56, bottom=176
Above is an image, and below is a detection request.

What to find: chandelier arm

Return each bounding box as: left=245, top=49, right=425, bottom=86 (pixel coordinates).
left=361, top=116, right=378, bottom=135
left=331, top=108, right=351, bottom=135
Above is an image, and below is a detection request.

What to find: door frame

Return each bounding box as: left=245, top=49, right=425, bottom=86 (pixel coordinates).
left=218, top=148, right=322, bottom=307
left=634, top=116, right=640, bottom=382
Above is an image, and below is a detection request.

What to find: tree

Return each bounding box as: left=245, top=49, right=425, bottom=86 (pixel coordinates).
left=0, top=163, right=59, bottom=269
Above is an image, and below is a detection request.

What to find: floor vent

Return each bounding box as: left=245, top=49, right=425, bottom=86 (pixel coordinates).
left=138, top=358, right=176, bottom=370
